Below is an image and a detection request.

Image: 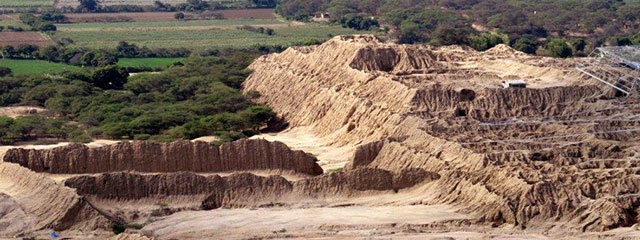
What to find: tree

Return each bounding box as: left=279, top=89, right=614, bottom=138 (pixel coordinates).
left=0, top=67, right=11, bottom=77
left=116, top=41, right=139, bottom=57
left=32, top=22, right=57, bottom=32
left=1, top=46, right=16, bottom=59
left=570, top=38, right=586, bottom=52
left=512, top=37, right=538, bottom=54
left=546, top=39, right=572, bottom=58
left=469, top=32, right=508, bottom=51
left=81, top=50, right=117, bottom=67
left=78, top=0, right=101, bottom=12
left=239, top=106, right=274, bottom=131
left=340, top=14, right=379, bottom=30
left=15, top=45, right=39, bottom=58
left=174, top=12, right=186, bottom=20
left=90, top=66, right=127, bottom=90
left=39, top=46, right=61, bottom=62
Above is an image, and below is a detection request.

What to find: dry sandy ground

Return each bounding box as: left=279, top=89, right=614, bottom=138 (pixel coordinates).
left=253, top=127, right=355, bottom=171
left=142, top=205, right=469, bottom=239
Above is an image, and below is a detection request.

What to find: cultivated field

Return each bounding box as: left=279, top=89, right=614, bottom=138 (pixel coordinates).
left=0, top=32, right=54, bottom=46
left=0, top=0, right=52, bottom=7
left=55, top=0, right=188, bottom=8
left=0, top=59, right=81, bottom=75
left=54, top=19, right=365, bottom=49
left=63, top=9, right=276, bottom=22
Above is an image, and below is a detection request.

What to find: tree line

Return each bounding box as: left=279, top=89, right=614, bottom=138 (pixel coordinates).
left=1, top=41, right=190, bottom=67
left=276, top=0, right=640, bottom=57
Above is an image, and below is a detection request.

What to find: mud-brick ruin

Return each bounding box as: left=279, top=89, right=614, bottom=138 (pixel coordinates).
left=2, top=35, right=640, bottom=239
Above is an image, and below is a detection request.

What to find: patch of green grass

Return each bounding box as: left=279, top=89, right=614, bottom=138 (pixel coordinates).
left=0, top=21, right=30, bottom=29
left=0, top=59, right=81, bottom=76
left=0, top=0, right=53, bottom=7
left=55, top=20, right=369, bottom=49
left=117, top=57, right=183, bottom=69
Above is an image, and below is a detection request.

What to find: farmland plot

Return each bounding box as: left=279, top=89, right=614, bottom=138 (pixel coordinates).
left=0, top=0, right=53, bottom=7
left=0, top=32, right=54, bottom=46
left=56, top=0, right=188, bottom=7
left=55, top=19, right=367, bottom=49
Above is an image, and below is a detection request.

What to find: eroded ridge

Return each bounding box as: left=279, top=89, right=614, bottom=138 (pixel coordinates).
left=3, top=139, right=323, bottom=176
left=243, top=35, right=640, bottom=231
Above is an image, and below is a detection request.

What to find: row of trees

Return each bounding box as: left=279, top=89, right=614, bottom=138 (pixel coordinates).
left=0, top=42, right=190, bottom=67
left=0, top=115, right=91, bottom=144
left=0, top=50, right=276, bottom=143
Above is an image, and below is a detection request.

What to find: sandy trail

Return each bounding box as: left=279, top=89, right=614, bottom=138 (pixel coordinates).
left=0, top=106, right=46, bottom=118
left=142, top=205, right=468, bottom=239
left=253, top=127, right=355, bottom=171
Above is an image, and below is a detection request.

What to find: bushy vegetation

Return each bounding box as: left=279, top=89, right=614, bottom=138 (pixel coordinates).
left=236, top=25, right=274, bottom=35
left=0, top=50, right=274, bottom=143
left=276, top=0, right=640, bottom=56
left=0, top=41, right=189, bottom=68
left=117, top=57, right=183, bottom=71
left=19, top=13, right=61, bottom=32
left=0, top=115, right=91, bottom=144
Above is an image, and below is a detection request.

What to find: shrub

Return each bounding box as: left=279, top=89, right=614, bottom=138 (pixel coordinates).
left=546, top=39, right=573, bottom=58
left=512, top=37, right=538, bottom=54
left=0, top=67, right=12, bottom=77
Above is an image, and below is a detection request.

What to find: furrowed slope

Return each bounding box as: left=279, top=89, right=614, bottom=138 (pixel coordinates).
left=243, top=35, right=640, bottom=231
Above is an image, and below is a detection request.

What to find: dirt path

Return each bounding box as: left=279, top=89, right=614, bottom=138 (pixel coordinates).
left=142, top=205, right=469, bottom=239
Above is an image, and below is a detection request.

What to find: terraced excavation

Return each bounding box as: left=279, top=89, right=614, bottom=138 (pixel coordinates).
left=2, top=35, right=640, bottom=239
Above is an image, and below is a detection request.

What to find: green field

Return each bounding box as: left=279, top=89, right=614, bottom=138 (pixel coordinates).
left=56, top=19, right=283, bottom=29
left=0, top=21, right=30, bottom=29
left=55, top=19, right=368, bottom=49
left=117, top=57, right=184, bottom=69
left=0, top=0, right=53, bottom=7
left=0, top=59, right=81, bottom=75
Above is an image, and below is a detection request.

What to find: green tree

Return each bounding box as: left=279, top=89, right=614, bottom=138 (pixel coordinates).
left=512, top=37, right=538, bottom=54
left=90, top=66, right=127, bottom=90
left=546, top=39, right=572, bottom=58
left=78, top=0, right=101, bottom=12
left=0, top=67, right=11, bottom=77
left=174, top=12, right=186, bottom=20
left=469, top=32, right=508, bottom=51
